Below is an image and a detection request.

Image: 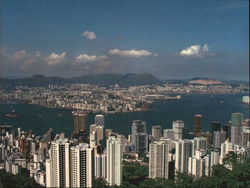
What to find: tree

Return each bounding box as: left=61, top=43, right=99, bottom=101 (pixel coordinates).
left=93, top=178, right=109, bottom=188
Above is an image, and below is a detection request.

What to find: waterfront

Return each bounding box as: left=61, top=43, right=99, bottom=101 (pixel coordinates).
left=0, top=94, right=249, bottom=136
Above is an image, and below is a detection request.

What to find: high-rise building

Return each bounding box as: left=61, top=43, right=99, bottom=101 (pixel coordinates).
left=95, top=114, right=105, bottom=127
left=231, top=113, right=244, bottom=145
left=241, top=126, right=250, bottom=146
left=89, top=124, right=104, bottom=147
left=194, top=114, right=203, bottom=137
left=95, top=153, right=107, bottom=179
left=175, top=139, right=192, bottom=173
left=149, top=140, right=170, bottom=179
left=172, top=120, right=185, bottom=140
left=213, top=131, right=226, bottom=149
left=131, top=120, right=148, bottom=154
left=191, top=137, right=207, bottom=156
left=231, top=126, right=242, bottom=145
left=106, top=134, right=123, bottom=186
left=70, top=143, right=94, bottom=188
left=46, top=138, right=72, bottom=188
left=152, top=125, right=162, bottom=141
left=231, top=113, right=244, bottom=126
left=72, top=111, right=88, bottom=138
left=220, top=139, right=233, bottom=164
left=188, top=150, right=210, bottom=179
left=163, top=129, right=175, bottom=141
left=210, top=149, right=220, bottom=174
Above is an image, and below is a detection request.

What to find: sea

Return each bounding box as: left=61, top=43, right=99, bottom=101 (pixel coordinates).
left=0, top=94, right=249, bottom=137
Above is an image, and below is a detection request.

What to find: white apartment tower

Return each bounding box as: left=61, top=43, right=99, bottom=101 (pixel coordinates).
left=149, top=140, right=170, bottom=179
left=175, top=139, right=192, bottom=173
left=46, top=138, right=71, bottom=188
left=172, top=120, right=184, bottom=140
left=106, top=134, right=123, bottom=186
left=70, top=143, right=94, bottom=188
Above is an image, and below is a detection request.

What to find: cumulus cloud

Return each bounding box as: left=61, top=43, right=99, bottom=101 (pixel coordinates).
left=11, top=50, right=31, bottom=61
left=179, top=44, right=211, bottom=58
left=75, top=54, right=108, bottom=63
left=44, top=52, right=66, bottom=65
left=82, top=31, right=96, bottom=40
left=109, top=49, right=157, bottom=58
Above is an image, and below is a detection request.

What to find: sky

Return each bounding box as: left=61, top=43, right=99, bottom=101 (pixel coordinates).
left=0, top=0, right=249, bottom=80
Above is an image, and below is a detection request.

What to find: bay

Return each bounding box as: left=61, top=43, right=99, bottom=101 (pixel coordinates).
left=0, top=94, right=249, bottom=137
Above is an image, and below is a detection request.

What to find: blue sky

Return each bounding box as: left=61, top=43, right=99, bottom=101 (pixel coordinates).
left=0, top=0, right=249, bottom=80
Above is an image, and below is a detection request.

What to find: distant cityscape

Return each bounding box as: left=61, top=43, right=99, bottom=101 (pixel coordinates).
left=1, top=79, right=249, bottom=113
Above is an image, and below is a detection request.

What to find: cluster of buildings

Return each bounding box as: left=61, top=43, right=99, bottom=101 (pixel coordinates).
left=0, top=111, right=250, bottom=187
left=1, top=82, right=248, bottom=113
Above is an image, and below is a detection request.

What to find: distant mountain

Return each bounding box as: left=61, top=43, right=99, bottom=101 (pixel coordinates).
left=0, top=73, right=163, bottom=88
left=166, top=78, right=249, bottom=86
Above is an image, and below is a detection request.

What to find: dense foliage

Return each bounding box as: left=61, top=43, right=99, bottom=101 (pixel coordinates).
left=0, top=169, right=43, bottom=188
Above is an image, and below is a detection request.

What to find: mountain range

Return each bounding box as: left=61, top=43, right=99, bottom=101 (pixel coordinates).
left=0, top=73, right=248, bottom=88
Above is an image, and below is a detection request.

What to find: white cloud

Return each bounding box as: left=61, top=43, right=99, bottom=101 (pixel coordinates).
left=179, top=44, right=211, bottom=58
left=11, top=50, right=31, bottom=61
left=45, top=52, right=66, bottom=65
left=109, top=49, right=157, bottom=58
left=75, top=54, right=108, bottom=63
left=82, top=31, right=96, bottom=40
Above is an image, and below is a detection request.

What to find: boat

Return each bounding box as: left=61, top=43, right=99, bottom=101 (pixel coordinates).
left=5, top=110, right=20, bottom=118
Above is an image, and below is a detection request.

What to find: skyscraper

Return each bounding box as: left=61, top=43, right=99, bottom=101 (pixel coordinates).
left=172, top=120, right=184, bottom=140
left=188, top=150, right=210, bottom=179
left=131, top=120, right=148, bottom=154
left=149, top=140, right=170, bottom=179
left=95, top=114, right=105, bottom=127
left=70, top=143, right=94, bottom=188
left=231, top=112, right=244, bottom=126
left=72, top=111, right=88, bottom=139
left=213, top=131, right=226, bottom=149
left=175, top=139, right=192, bottom=173
left=152, top=125, right=162, bottom=141
left=46, top=138, right=72, bottom=188
left=106, top=134, right=123, bottom=186
left=95, top=152, right=107, bottom=179
left=231, top=112, right=244, bottom=145
left=194, top=114, right=203, bottom=137
left=191, top=137, right=207, bottom=156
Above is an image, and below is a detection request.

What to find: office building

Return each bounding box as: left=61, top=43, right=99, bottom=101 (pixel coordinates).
left=149, top=140, right=170, bottom=179
left=231, top=113, right=244, bottom=126
left=131, top=120, right=148, bottom=154
left=106, top=135, right=123, bottom=186
left=72, top=111, right=88, bottom=138
left=194, top=114, right=203, bottom=137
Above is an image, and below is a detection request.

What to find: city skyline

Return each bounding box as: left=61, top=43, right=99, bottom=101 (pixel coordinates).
left=1, top=0, right=249, bottom=80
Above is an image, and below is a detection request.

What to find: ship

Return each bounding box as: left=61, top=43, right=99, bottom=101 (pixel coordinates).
left=5, top=110, right=20, bottom=118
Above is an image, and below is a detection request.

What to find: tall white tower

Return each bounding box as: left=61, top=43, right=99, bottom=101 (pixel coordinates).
left=106, top=134, right=123, bottom=186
